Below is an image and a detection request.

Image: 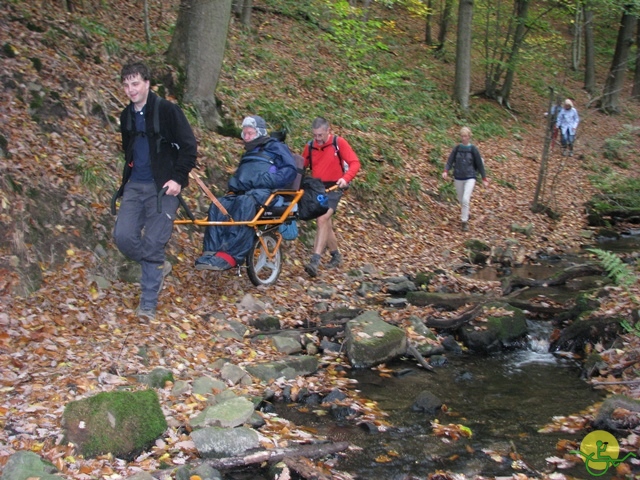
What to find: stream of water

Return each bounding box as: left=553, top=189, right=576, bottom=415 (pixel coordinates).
left=229, top=232, right=639, bottom=479
left=277, top=337, right=606, bottom=479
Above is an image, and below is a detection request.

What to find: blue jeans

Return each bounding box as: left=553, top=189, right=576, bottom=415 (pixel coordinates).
left=113, top=182, right=178, bottom=309
left=560, top=128, right=575, bottom=148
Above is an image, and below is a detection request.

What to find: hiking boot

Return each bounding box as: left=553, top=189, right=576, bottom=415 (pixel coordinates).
left=158, top=261, right=172, bottom=293
left=327, top=252, right=343, bottom=269
left=304, top=254, right=321, bottom=277
left=568, top=150, right=574, bottom=156
left=304, top=261, right=319, bottom=277
left=136, top=305, right=156, bottom=322
left=461, top=221, right=469, bottom=232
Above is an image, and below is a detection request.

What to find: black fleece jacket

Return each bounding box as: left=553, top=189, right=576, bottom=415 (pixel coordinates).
left=117, top=91, right=197, bottom=195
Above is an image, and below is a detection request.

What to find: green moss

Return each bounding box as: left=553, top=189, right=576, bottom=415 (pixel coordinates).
left=62, top=389, right=167, bottom=459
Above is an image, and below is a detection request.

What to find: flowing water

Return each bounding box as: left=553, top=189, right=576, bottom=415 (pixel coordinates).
left=230, top=232, right=639, bottom=479
left=277, top=337, right=605, bottom=479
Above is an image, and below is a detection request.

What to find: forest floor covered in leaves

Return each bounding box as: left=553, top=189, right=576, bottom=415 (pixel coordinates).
left=1, top=0, right=640, bottom=478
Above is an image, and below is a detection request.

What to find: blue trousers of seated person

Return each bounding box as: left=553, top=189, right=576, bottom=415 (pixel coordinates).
left=196, top=194, right=259, bottom=270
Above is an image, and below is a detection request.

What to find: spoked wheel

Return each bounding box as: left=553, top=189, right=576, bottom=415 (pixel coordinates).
left=246, top=232, right=282, bottom=286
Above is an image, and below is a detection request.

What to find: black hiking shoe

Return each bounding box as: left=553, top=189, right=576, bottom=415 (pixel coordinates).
left=327, top=252, right=343, bottom=269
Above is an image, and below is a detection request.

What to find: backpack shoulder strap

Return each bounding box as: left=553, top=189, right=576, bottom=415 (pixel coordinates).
left=153, top=97, right=162, bottom=137
left=152, top=96, right=166, bottom=153
left=306, top=140, right=314, bottom=169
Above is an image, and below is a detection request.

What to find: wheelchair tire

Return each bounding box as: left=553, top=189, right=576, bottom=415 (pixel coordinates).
left=246, top=232, right=282, bottom=286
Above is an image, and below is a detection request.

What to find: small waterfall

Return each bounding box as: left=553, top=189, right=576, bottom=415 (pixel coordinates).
left=510, top=319, right=557, bottom=368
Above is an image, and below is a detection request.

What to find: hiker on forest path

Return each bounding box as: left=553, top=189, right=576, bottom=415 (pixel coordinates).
left=556, top=98, right=579, bottom=156
left=113, top=61, right=197, bottom=322
left=442, top=126, right=489, bottom=232
left=301, top=117, right=361, bottom=277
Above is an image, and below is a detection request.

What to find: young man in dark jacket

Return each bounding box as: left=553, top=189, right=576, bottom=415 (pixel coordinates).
left=195, top=115, right=296, bottom=271
left=113, top=62, right=197, bottom=321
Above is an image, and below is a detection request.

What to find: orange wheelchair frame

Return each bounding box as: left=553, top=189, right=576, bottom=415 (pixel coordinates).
left=175, top=175, right=304, bottom=286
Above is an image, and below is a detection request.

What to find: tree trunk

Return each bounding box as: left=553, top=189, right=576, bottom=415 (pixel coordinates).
left=437, top=0, right=454, bottom=51
left=425, top=0, right=433, bottom=45
left=240, top=0, right=252, bottom=28
left=483, top=0, right=510, bottom=99
left=453, top=0, right=474, bottom=110
left=571, top=6, right=583, bottom=71
left=144, top=0, right=151, bottom=45
left=583, top=4, right=596, bottom=94
left=499, top=0, right=530, bottom=106
left=232, top=0, right=242, bottom=16
left=532, top=88, right=556, bottom=210
left=600, top=5, right=635, bottom=114
left=167, top=0, right=233, bottom=130
left=632, top=17, right=640, bottom=99
left=166, top=0, right=191, bottom=71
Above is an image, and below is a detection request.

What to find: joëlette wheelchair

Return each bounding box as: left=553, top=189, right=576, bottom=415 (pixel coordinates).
left=177, top=171, right=303, bottom=287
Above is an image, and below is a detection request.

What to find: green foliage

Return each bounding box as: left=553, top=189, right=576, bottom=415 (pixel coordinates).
left=587, top=248, right=637, bottom=287
left=322, top=0, right=387, bottom=66
left=621, top=319, right=640, bottom=338
left=438, top=180, right=457, bottom=203
left=131, top=40, right=158, bottom=55
left=494, top=178, right=516, bottom=190
left=76, top=156, right=104, bottom=188
left=104, top=38, right=120, bottom=57
left=76, top=18, right=109, bottom=37
left=407, top=175, right=422, bottom=196
left=602, top=125, right=639, bottom=168
left=589, top=173, right=640, bottom=213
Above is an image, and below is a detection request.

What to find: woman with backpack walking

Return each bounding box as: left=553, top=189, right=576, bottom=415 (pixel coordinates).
left=442, top=126, right=489, bottom=231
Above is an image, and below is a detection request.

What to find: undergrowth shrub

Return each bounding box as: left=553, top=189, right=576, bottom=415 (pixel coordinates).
left=587, top=248, right=637, bottom=287
left=602, top=125, right=639, bottom=168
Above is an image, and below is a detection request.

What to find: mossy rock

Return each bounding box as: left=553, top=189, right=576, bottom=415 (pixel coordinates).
left=62, top=389, right=167, bottom=460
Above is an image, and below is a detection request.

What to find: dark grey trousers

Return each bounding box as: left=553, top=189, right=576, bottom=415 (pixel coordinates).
left=114, top=182, right=178, bottom=309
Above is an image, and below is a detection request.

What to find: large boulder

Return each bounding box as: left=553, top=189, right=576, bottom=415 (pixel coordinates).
left=458, top=303, right=528, bottom=354
left=593, top=395, right=640, bottom=432
left=245, top=355, right=318, bottom=382
left=0, top=451, right=60, bottom=480
left=62, top=389, right=167, bottom=459
left=191, top=426, right=260, bottom=458
left=344, top=311, right=407, bottom=368
left=190, top=397, right=255, bottom=429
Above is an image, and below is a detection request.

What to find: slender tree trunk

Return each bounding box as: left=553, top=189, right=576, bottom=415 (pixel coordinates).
left=632, top=18, right=640, bottom=99
left=583, top=4, right=596, bottom=94
left=144, top=0, right=151, bottom=45
left=571, top=5, right=583, bottom=71
left=167, top=0, right=233, bottom=130
left=484, top=0, right=510, bottom=99
left=454, top=0, right=474, bottom=110
left=437, top=0, right=454, bottom=51
left=532, top=88, right=556, bottom=211
left=240, top=0, right=252, bottom=28
left=499, top=0, right=530, bottom=106
left=232, top=0, right=243, bottom=17
left=425, top=0, right=433, bottom=45
left=600, top=5, right=635, bottom=113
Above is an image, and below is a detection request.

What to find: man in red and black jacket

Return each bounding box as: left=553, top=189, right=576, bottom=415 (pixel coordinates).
left=301, top=117, right=360, bottom=277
